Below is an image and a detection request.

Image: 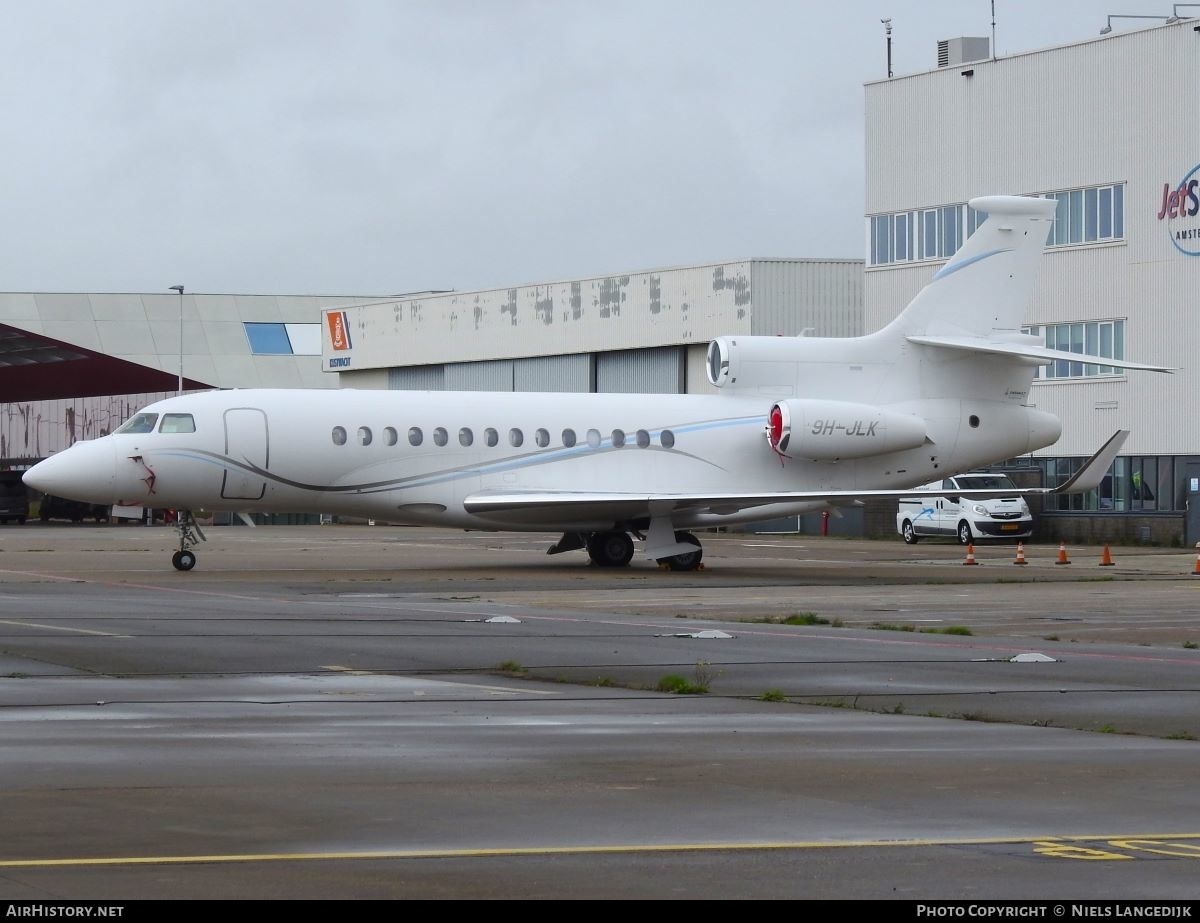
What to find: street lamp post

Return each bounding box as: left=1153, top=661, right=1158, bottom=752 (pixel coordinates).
left=169, top=285, right=184, bottom=395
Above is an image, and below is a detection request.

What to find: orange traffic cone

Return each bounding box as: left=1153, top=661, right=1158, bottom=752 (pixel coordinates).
left=1192, top=545, right=1200, bottom=576
left=1055, top=541, right=1071, bottom=565
left=1013, top=542, right=1027, bottom=565
left=962, top=543, right=979, bottom=565
left=1099, top=543, right=1115, bottom=567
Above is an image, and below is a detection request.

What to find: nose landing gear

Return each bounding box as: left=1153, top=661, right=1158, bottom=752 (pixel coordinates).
left=171, top=510, right=206, bottom=571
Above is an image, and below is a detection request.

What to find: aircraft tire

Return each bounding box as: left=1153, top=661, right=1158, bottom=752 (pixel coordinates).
left=658, top=531, right=703, bottom=572
left=587, top=531, right=634, bottom=567
left=172, top=550, right=197, bottom=571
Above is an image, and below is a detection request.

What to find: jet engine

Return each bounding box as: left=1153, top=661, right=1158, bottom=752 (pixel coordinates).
left=766, top=399, right=927, bottom=460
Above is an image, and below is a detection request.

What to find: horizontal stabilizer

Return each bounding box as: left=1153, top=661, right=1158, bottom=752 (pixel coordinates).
left=907, top=335, right=1175, bottom=373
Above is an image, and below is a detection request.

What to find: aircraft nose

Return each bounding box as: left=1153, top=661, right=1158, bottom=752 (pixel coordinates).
left=23, top=438, right=117, bottom=504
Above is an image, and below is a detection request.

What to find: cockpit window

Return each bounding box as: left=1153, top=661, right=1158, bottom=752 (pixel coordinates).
left=159, top=413, right=196, bottom=434
left=115, top=413, right=159, bottom=434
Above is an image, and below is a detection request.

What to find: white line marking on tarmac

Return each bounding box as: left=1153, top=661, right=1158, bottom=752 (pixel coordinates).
left=319, top=665, right=553, bottom=696
left=0, top=619, right=131, bottom=638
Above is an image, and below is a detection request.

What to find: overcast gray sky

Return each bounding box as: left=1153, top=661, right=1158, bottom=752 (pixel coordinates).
left=0, top=1, right=1135, bottom=295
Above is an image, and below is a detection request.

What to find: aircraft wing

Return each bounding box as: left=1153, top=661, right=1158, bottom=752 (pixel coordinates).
left=907, top=335, right=1176, bottom=373
left=463, top=431, right=1130, bottom=520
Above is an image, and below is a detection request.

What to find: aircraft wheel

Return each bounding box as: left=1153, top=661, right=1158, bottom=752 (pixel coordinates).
left=956, top=521, right=973, bottom=545
left=658, top=531, right=703, bottom=571
left=901, top=520, right=919, bottom=544
left=587, top=531, right=634, bottom=567
left=172, top=550, right=197, bottom=571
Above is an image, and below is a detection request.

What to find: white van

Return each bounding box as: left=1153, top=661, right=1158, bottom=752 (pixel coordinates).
left=896, top=473, right=1033, bottom=545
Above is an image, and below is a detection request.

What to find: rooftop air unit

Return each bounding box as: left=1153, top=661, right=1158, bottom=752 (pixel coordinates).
left=937, top=36, right=990, bottom=67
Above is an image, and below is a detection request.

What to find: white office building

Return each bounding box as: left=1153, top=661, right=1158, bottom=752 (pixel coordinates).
left=863, top=20, right=1200, bottom=545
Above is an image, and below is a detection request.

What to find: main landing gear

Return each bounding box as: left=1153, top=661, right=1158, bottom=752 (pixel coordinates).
left=586, top=531, right=635, bottom=567
left=548, top=528, right=705, bottom=571
left=170, top=509, right=206, bottom=571
left=655, top=531, right=703, bottom=572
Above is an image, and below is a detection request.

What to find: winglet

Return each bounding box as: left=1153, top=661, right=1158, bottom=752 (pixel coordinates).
left=1051, top=430, right=1129, bottom=494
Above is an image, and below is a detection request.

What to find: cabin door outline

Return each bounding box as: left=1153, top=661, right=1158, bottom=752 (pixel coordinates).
left=221, top=407, right=269, bottom=501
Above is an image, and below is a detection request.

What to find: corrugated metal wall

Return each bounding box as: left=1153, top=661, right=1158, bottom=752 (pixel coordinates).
left=863, top=22, right=1197, bottom=456
left=595, top=347, right=685, bottom=394
left=750, top=260, right=863, bottom=337
left=685, top=344, right=718, bottom=395
left=388, top=365, right=445, bottom=390
left=514, top=354, right=592, bottom=392
left=445, top=359, right=513, bottom=391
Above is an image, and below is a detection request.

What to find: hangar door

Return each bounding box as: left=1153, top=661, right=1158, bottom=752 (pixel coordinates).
left=221, top=407, right=269, bottom=501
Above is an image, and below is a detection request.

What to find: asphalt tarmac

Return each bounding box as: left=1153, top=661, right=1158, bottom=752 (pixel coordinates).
left=0, top=523, right=1197, bottom=900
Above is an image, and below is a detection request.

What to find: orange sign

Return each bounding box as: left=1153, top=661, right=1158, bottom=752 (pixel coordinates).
left=326, top=311, right=352, bottom=351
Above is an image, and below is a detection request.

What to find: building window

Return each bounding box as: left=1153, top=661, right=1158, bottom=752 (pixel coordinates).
left=1022, top=320, right=1125, bottom=378
left=1043, top=184, right=1124, bottom=248
left=868, top=201, right=985, bottom=266
left=243, top=322, right=322, bottom=355
left=868, top=184, right=1124, bottom=268
left=1035, top=455, right=1177, bottom=513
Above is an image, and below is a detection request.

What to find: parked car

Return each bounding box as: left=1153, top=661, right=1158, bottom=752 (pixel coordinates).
left=897, top=473, right=1033, bottom=545
left=38, top=494, right=111, bottom=523
left=0, top=474, right=29, bottom=524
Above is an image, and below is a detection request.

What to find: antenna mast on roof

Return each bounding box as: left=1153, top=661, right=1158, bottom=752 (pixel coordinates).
left=881, top=17, right=893, bottom=78
left=991, top=0, right=997, bottom=59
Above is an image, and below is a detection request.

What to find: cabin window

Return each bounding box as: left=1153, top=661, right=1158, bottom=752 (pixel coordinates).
left=562, top=428, right=576, bottom=447
left=159, top=413, right=195, bottom=434
left=433, top=427, right=448, bottom=447
left=509, top=428, right=523, bottom=447
left=459, top=427, right=473, bottom=447
left=332, top=426, right=347, bottom=446
left=611, top=429, right=626, bottom=448
left=358, top=426, right=373, bottom=446
left=535, top=428, right=550, bottom=448
left=636, top=429, right=650, bottom=448
left=586, top=428, right=601, bottom=448
left=383, top=427, right=398, bottom=446
left=485, top=427, right=499, bottom=447
left=408, top=426, right=423, bottom=446
left=116, top=413, right=159, bottom=434
left=660, top=429, right=675, bottom=448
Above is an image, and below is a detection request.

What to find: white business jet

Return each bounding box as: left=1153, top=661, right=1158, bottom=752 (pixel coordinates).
left=23, top=196, right=1171, bottom=572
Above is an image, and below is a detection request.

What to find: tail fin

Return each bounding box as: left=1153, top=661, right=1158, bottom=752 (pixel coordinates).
left=881, top=195, right=1057, bottom=340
